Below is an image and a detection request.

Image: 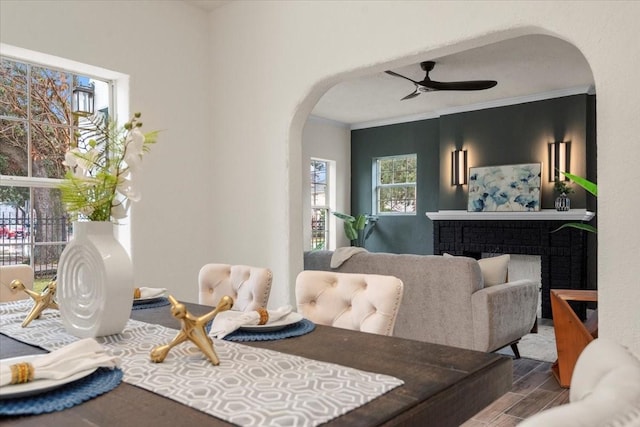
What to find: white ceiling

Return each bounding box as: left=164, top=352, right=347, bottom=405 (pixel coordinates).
left=312, top=34, right=594, bottom=128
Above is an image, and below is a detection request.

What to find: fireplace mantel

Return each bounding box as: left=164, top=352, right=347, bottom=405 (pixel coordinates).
left=426, top=209, right=595, bottom=222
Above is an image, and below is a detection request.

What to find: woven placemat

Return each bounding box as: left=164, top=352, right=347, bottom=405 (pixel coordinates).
left=223, top=319, right=316, bottom=342
left=0, top=367, right=123, bottom=416
left=131, top=298, right=170, bottom=310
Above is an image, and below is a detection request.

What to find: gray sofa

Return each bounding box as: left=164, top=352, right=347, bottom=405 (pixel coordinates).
left=304, top=250, right=538, bottom=353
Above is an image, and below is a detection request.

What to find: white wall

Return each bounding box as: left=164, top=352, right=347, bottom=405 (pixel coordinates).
left=0, top=0, right=213, bottom=303
left=2, top=1, right=638, bottom=355
left=206, top=1, right=640, bottom=355
left=302, top=116, right=351, bottom=250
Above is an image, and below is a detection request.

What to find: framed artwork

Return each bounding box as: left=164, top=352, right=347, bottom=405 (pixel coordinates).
left=468, top=163, right=541, bottom=212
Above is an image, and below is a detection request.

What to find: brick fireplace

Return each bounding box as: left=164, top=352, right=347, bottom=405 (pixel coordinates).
left=427, top=210, right=595, bottom=318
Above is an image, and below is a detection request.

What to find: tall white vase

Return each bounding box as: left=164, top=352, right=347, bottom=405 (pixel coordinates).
left=58, top=221, right=133, bottom=337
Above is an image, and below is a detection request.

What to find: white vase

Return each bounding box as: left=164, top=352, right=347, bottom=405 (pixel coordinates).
left=58, top=221, right=133, bottom=337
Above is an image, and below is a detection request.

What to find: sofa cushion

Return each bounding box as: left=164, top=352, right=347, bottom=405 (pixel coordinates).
left=443, top=253, right=510, bottom=287
left=478, top=254, right=510, bottom=286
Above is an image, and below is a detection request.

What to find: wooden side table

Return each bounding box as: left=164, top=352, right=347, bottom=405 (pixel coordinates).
left=550, top=289, right=598, bottom=388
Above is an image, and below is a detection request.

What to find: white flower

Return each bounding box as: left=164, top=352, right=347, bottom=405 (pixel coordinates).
left=63, top=150, right=79, bottom=167
left=124, top=128, right=145, bottom=173
left=117, top=176, right=141, bottom=202
left=59, top=113, right=157, bottom=222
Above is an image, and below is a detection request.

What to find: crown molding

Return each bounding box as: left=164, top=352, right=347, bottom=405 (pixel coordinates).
left=307, top=114, right=351, bottom=129
left=350, top=85, right=594, bottom=131
left=350, top=111, right=440, bottom=131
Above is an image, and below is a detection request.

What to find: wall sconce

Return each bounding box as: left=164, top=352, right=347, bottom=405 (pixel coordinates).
left=72, top=83, right=95, bottom=116
left=548, top=141, right=570, bottom=182
left=451, top=149, right=467, bottom=186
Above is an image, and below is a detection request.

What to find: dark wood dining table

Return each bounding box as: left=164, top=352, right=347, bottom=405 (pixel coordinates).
left=0, top=302, right=512, bottom=426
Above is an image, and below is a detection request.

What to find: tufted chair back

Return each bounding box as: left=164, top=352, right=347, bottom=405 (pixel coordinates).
left=0, top=264, right=35, bottom=302
left=295, top=270, right=404, bottom=336
left=198, top=263, right=272, bottom=311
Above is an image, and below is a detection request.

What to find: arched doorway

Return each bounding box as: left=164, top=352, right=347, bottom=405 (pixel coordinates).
left=293, top=32, right=596, bottom=310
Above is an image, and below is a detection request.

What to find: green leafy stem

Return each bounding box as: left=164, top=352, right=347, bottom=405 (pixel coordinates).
left=552, top=172, right=597, bottom=234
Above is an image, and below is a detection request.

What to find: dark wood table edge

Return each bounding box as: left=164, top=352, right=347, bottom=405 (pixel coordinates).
left=1, top=302, right=513, bottom=427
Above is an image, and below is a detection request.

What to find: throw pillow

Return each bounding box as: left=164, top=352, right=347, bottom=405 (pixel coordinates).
left=478, top=254, right=510, bottom=286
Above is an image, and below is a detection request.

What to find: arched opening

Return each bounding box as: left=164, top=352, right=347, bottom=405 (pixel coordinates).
left=290, top=31, right=596, bottom=314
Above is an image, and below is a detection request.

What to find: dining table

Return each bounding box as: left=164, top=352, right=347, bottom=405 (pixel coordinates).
left=0, top=300, right=513, bottom=426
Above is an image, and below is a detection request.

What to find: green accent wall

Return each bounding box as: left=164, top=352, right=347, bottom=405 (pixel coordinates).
left=351, top=119, right=439, bottom=254
left=351, top=94, right=596, bottom=255
left=440, top=94, right=591, bottom=210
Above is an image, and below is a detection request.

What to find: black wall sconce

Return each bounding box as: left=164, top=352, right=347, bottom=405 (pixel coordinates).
left=451, top=149, right=467, bottom=186
left=72, top=83, right=95, bottom=116
left=548, top=141, right=571, bottom=182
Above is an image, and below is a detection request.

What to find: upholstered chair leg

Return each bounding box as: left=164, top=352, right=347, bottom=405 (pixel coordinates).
left=510, top=342, right=521, bottom=359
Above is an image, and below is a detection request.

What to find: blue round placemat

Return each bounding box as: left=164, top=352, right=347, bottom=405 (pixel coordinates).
left=131, top=297, right=170, bottom=310
left=0, top=367, right=123, bottom=416
left=223, top=319, right=316, bottom=342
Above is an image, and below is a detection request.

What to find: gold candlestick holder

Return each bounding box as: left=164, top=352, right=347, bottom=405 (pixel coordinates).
left=10, top=279, right=59, bottom=327
left=150, top=295, right=233, bottom=365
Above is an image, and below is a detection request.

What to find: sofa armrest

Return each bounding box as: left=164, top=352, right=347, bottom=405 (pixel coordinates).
left=471, top=280, right=538, bottom=352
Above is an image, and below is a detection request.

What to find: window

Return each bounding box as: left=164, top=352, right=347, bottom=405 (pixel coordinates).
left=374, top=154, right=417, bottom=214
left=0, top=54, right=112, bottom=281
left=310, top=159, right=329, bottom=250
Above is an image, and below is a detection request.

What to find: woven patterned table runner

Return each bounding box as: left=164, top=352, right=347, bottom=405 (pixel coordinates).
left=0, top=300, right=403, bottom=426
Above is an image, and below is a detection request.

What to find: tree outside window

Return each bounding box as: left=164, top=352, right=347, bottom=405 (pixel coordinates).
left=375, top=154, right=417, bottom=214
left=0, top=56, right=111, bottom=279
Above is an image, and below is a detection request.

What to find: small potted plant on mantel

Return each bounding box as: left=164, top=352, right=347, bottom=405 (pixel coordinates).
left=553, top=179, right=574, bottom=211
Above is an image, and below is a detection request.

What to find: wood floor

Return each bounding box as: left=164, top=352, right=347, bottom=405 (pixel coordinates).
left=461, top=358, right=569, bottom=426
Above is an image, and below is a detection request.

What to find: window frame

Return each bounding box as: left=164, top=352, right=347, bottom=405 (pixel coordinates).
left=0, top=44, right=131, bottom=268
left=373, top=153, right=418, bottom=216
left=310, top=158, right=330, bottom=250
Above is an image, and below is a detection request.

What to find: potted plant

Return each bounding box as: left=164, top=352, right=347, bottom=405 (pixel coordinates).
left=553, top=172, right=597, bottom=233
left=56, top=112, right=159, bottom=337
left=553, top=179, right=574, bottom=211
left=332, top=212, right=377, bottom=247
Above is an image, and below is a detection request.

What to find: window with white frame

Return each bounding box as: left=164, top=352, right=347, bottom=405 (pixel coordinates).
left=310, top=159, right=330, bottom=250
left=374, top=154, right=417, bottom=214
left=0, top=54, right=112, bottom=281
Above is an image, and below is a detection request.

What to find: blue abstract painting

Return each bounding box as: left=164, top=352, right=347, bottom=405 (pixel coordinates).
left=468, top=163, right=541, bottom=212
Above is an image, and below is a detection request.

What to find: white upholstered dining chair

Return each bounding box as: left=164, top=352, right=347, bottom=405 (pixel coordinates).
left=0, top=264, right=35, bottom=302
left=295, top=270, right=404, bottom=336
left=198, top=263, right=272, bottom=311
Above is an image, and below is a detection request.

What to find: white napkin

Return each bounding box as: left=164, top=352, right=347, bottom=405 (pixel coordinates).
left=210, top=305, right=293, bottom=339
left=136, top=287, right=167, bottom=299
left=0, top=338, right=120, bottom=386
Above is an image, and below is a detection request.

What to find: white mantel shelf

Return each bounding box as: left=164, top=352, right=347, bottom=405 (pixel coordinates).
left=425, top=209, right=595, bottom=221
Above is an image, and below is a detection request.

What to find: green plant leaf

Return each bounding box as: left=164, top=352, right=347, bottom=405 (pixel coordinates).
left=561, top=172, right=597, bottom=196
left=354, top=214, right=367, bottom=231
left=343, top=222, right=358, bottom=241
left=551, top=222, right=598, bottom=234
left=333, top=212, right=355, bottom=223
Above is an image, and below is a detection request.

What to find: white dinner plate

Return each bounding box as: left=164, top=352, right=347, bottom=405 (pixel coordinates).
left=133, top=295, right=166, bottom=304
left=239, top=312, right=304, bottom=332
left=0, top=354, right=97, bottom=400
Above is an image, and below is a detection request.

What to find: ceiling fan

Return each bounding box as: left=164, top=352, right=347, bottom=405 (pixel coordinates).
left=385, top=61, right=498, bottom=100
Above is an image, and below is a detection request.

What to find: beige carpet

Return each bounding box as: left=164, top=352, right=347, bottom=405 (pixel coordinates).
left=498, top=320, right=557, bottom=362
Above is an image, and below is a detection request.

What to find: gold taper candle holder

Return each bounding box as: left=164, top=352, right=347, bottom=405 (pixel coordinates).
left=150, top=295, right=233, bottom=365
left=10, top=279, right=59, bottom=327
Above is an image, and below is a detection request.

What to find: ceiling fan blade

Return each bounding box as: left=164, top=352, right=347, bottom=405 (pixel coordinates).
left=385, top=70, right=419, bottom=84
left=422, top=79, right=497, bottom=91
left=401, top=90, right=420, bottom=100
